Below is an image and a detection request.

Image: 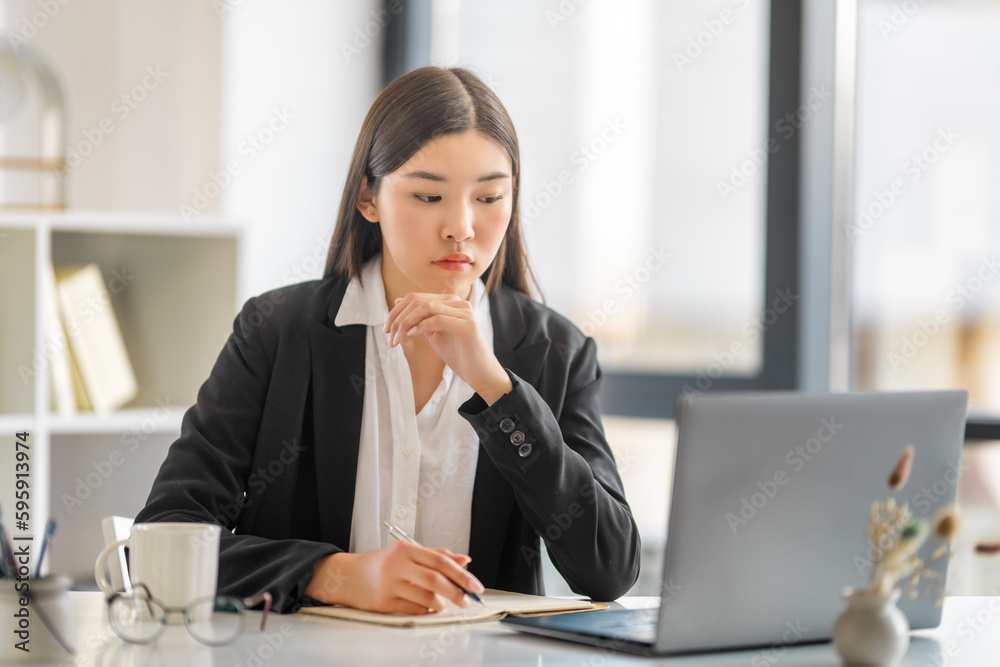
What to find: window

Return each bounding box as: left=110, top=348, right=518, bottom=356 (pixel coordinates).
left=852, top=0, right=1000, bottom=595
left=852, top=1, right=1000, bottom=420
left=386, top=0, right=798, bottom=419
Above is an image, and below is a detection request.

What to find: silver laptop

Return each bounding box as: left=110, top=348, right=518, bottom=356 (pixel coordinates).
left=502, top=390, right=968, bottom=656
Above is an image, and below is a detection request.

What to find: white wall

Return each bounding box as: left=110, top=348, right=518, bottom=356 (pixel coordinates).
left=3, top=0, right=222, bottom=211
left=219, top=0, right=383, bottom=300
left=0, top=0, right=383, bottom=580
left=2, top=0, right=382, bottom=300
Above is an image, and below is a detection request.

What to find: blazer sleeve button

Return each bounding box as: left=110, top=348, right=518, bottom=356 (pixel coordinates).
left=518, top=443, right=533, bottom=458
left=510, top=430, right=525, bottom=446
left=499, top=418, right=515, bottom=433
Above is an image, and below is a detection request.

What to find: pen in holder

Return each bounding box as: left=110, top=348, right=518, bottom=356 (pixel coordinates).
left=0, top=574, right=76, bottom=661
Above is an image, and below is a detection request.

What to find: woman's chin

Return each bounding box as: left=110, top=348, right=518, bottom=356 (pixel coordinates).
left=435, top=276, right=475, bottom=300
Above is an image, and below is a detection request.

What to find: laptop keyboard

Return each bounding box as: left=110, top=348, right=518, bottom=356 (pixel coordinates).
left=590, top=609, right=658, bottom=643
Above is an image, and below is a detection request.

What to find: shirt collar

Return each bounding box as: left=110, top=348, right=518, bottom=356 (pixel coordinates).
left=335, top=254, right=489, bottom=328
left=335, top=254, right=389, bottom=327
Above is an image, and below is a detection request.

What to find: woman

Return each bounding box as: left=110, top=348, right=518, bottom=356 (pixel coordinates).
left=135, top=66, right=640, bottom=614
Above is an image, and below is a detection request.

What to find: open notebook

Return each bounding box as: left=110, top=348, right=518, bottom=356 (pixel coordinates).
left=298, top=589, right=600, bottom=627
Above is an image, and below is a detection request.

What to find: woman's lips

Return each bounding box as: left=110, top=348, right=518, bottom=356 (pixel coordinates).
left=433, top=253, right=473, bottom=271
left=433, top=260, right=472, bottom=271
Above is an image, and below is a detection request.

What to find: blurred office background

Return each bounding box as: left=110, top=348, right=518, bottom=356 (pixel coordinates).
left=2, top=0, right=999, bottom=594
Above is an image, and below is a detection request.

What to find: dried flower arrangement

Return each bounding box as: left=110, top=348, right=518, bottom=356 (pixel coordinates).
left=864, top=444, right=959, bottom=598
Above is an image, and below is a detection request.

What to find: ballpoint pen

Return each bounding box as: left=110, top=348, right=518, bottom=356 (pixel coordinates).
left=0, top=521, right=15, bottom=579
left=33, top=518, right=56, bottom=579
left=383, top=521, right=486, bottom=607
left=0, top=507, right=7, bottom=578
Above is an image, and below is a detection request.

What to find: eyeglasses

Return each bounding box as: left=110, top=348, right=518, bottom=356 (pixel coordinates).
left=106, top=583, right=272, bottom=646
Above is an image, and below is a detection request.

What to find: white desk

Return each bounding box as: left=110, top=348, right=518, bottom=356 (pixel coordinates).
left=24, top=592, right=1000, bottom=666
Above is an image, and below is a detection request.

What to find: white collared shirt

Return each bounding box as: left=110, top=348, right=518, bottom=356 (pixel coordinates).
left=335, top=255, right=490, bottom=556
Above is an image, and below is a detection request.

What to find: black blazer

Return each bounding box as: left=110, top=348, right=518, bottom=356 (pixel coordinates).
left=135, top=275, right=640, bottom=612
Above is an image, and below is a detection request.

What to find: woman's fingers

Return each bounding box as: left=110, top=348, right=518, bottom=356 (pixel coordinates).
left=392, top=580, right=451, bottom=614
left=381, top=291, right=510, bottom=405
left=339, top=541, right=478, bottom=612
left=406, top=543, right=484, bottom=596
left=394, top=307, right=473, bottom=348
left=380, top=542, right=481, bottom=611
left=306, top=544, right=482, bottom=614
left=397, top=314, right=467, bottom=345
left=403, top=568, right=470, bottom=609
left=442, top=549, right=472, bottom=566
left=384, top=294, right=469, bottom=345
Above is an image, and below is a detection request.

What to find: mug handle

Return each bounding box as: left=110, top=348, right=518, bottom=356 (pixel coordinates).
left=94, top=539, right=129, bottom=596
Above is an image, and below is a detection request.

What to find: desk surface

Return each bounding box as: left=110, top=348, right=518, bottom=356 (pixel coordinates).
left=26, top=592, right=1000, bottom=666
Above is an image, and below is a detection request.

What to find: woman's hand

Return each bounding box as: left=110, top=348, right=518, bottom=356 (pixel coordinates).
left=384, top=293, right=512, bottom=404
left=303, top=541, right=484, bottom=614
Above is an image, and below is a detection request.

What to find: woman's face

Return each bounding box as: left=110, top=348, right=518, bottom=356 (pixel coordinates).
left=361, top=130, right=513, bottom=303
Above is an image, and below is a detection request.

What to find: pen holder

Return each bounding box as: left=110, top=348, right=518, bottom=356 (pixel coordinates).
left=0, top=574, right=76, bottom=661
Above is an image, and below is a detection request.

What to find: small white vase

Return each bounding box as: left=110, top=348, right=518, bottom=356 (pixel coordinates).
left=832, top=588, right=910, bottom=666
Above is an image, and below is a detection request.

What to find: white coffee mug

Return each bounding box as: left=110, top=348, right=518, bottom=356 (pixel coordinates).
left=95, top=522, right=221, bottom=623
left=0, top=574, right=76, bottom=661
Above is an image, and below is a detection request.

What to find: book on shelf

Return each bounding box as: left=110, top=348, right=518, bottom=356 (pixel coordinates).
left=53, top=263, right=138, bottom=413
left=44, top=264, right=76, bottom=415
left=298, top=589, right=601, bottom=627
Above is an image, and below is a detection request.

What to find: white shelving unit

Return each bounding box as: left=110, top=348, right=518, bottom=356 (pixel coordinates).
left=0, top=211, right=241, bottom=580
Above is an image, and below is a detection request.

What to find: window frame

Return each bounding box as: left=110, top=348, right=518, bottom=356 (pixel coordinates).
left=382, top=0, right=996, bottom=440
left=599, top=2, right=802, bottom=418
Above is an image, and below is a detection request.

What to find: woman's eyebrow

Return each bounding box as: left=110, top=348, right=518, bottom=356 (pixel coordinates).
left=400, top=170, right=511, bottom=183
left=477, top=171, right=511, bottom=182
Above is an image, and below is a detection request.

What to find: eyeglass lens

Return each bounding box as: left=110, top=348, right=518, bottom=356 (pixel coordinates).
left=185, top=597, right=245, bottom=645
left=108, top=593, right=166, bottom=643
left=109, top=593, right=245, bottom=646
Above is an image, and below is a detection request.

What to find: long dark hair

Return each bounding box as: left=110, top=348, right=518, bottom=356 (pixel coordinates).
left=324, top=66, right=533, bottom=295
